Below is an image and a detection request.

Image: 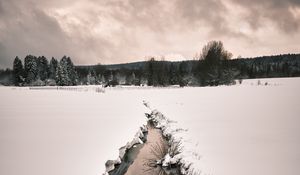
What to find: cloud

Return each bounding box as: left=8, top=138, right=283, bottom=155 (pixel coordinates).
left=0, top=1, right=70, bottom=67
left=231, top=0, right=300, bottom=33
left=0, top=0, right=299, bottom=69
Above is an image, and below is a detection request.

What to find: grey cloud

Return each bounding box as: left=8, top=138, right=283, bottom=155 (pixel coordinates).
left=231, top=0, right=300, bottom=33
left=176, top=0, right=226, bottom=27
left=106, top=0, right=175, bottom=33
left=0, top=0, right=299, bottom=69
left=110, top=0, right=238, bottom=36
left=0, top=0, right=122, bottom=68
left=105, top=0, right=248, bottom=42
left=0, top=0, right=70, bottom=68
left=175, top=0, right=248, bottom=38
left=0, top=43, right=12, bottom=68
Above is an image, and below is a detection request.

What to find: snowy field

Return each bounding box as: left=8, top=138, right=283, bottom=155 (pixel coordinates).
left=1, top=77, right=300, bottom=175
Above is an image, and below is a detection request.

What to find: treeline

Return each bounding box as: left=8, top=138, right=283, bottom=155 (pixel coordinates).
left=2, top=41, right=300, bottom=87
left=75, top=41, right=300, bottom=87
left=230, top=54, right=300, bottom=79
left=75, top=56, right=300, bottom=87
left=12, top=55, right=77, bottom=86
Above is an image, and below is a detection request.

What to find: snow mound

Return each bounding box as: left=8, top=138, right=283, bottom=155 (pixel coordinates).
left=103, top=125, right=148, bottom=174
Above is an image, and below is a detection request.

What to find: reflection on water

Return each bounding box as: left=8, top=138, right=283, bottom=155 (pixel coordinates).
left=142, top=138, right=181, bottom=175
left=125, top=122, right=181, bottom=175
left=109, top=143, right=144, bottom=175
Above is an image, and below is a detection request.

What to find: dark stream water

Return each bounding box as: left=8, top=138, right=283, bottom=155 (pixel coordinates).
left=109, top=122, right=181, bottom=175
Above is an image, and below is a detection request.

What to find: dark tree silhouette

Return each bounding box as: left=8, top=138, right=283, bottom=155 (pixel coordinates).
left=5, top=51, right=300, bottom=87
left=49, top=57, right=58, bottom=80
left=198, top=41, right=233, bottom=86
left=24, top=55, right=38, bottom=84
left=37, top=56, right=49, bottom=81
left=12, top=56, right=24, bottom=86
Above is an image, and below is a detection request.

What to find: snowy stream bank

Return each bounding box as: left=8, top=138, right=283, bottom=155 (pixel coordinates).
left=103, top=102, right=195, bottom=175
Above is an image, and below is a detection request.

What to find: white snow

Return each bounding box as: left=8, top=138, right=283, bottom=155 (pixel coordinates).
left=1, top=77, right=300, bottom=175
left=0, top=87, right=147, bottom=175
left=142, top=77, right=300, bottom=175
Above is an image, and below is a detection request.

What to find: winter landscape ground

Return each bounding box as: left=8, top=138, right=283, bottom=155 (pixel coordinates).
left=0, top=77, right=300, bottom=175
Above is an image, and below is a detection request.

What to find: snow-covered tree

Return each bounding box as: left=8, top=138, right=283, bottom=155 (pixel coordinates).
left=55, top=63, right=69, bottom=86
left=126, top=72, right=139, bottom=85
left=24, top=55, right=38, bottom=84
left=100, top=75, right=105, bottom=84
left=65, top=57, right=77, bottom=85
left=87, top=70, right=96, bottom=85
left=37, top=56, right=49, bottom=81
left=49, top=57, right=58, bottom=80
left=12, top=56, right=24, bottom=86
left=55, top=56, right=77, bottom=86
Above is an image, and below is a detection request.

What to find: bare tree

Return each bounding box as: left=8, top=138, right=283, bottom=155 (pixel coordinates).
left=198, top=41, right=233, bottom=86
left=200, top=40, right=232, bottom=65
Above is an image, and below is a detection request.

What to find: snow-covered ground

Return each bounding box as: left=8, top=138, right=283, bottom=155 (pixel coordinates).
left=143, top=77, right=300, bottom=175
left=1, top=77, right=300, bottom=175
left=0, top=87, right=148, bottom=175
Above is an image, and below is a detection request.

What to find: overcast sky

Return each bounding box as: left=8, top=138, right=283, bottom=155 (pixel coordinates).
left=0, top=0, right=299, bottom=68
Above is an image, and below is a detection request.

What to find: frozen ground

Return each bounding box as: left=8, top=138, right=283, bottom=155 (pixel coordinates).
left=0, top=87, right=147, bottom=175
left=143, top=78, right=300, bottom=175
left=1, top=77, right=300, bottom=175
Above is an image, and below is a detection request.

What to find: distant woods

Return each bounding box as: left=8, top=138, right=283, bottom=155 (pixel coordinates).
left=3, top=40, right=300, bottom=86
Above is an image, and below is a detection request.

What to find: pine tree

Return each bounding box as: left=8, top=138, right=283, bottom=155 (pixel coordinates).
left=87, top=70, right=96, bottom=85
left=12, top=56, right=24, bottom=86
left=55, top=63, right=62, bottom=85
left=65, top=56, right=77, bottom=85
left=169, top=63, right=178, bottom=85
left=49, top=57, right=58, bottom=80
left=55, top=56, right=77, bottom=86
left=37, top=56, right=49, bottom=81
left=126, top=72, right=136, bottom=85
left=100, top=75, right=105, bottom=84
left=145, top=58, right=155, bottom=86
left=56, top=57, right=69, bottom=86
left=24, top=55, right=38, bottom=84
left=131, top=72, right=137, bottom=85
left=55, top=63, right=68, bottom=86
